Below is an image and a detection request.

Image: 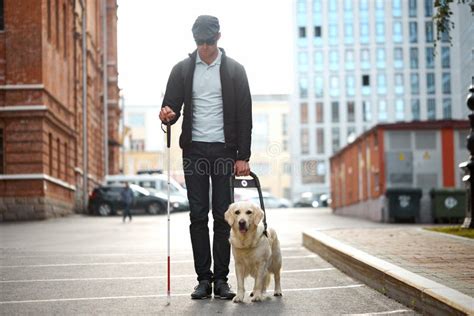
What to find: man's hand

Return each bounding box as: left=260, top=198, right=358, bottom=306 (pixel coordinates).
left=234, top=160, right=250, bottom=177
left=159, top=105, right=176, bottom=123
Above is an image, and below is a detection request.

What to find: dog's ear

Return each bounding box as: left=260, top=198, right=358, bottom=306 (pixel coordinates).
left=224, top=203, right=235, bottom=226
left=253, top=205, right=264, bottom=225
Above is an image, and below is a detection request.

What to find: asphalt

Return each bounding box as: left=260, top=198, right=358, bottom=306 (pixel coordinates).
left=0, top=208, right=418, bottom=315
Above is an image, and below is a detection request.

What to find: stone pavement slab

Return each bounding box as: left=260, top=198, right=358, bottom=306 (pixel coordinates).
left=303, top=226, right=474, bottom=315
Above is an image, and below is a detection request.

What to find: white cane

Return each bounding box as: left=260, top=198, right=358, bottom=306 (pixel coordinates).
left=166, top=122, right=171, bottom=305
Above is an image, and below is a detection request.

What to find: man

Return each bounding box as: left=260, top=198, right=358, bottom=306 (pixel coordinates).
left=121, top=182, right=134, bottom=222
left=159, top=15, right=252, bottom=300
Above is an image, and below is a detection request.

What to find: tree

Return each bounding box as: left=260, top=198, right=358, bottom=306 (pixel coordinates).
left=433, top=0, right=470, bottom=47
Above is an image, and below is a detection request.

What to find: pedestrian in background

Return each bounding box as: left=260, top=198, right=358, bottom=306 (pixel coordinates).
left=159, top=15, right=252, bottom=300
left=121, top=182, right=134, bottom=222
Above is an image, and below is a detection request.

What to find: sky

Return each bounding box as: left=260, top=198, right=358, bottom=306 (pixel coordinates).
left=117, top=0, right=295, bottom=106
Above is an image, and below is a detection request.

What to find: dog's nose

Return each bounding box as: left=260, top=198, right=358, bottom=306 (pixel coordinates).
left=239, top=219, right=246, bottom=226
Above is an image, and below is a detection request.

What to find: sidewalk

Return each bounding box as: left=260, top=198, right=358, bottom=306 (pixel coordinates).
left=303, top=226, right=474, bottom=315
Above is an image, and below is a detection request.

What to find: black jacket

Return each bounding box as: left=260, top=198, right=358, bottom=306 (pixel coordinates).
left=162, top=48, right=252, bottom=161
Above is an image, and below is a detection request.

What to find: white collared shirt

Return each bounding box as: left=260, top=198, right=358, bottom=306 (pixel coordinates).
left=191, top=49, right=225, bottom=143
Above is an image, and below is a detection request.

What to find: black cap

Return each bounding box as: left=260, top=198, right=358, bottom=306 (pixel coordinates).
left=192, top=15, right=220, bottom=41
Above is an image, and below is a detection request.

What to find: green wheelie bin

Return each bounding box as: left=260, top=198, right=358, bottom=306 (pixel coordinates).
left=430, top=188, right=466, bottom=223
left=385, top=188, right=422, bottom=223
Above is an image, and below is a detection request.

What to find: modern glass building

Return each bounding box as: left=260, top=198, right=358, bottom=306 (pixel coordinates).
left=291, top=0, right=474, bottom=200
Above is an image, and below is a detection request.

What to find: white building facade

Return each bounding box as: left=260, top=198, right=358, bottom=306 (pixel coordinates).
left=291, top=0, right=474, bottom=199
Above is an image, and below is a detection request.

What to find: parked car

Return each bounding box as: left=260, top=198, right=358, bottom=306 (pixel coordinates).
left=88, top=184, right=188, bottom=216
left=234, top=189, right=291, bottom=208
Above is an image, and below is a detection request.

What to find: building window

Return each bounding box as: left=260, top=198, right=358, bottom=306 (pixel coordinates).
left=47, top=0, right=51, bottom=38
left=411, top=99, right=420, bottom=121
left=376, top=22, right=385, bottom=43
left=424, top=0, right=433, bottom=17
left=316, top=128, right=324, bottom=154
left=441, top=47, right=450, bottom=68
left=427, top=99, right=436, bottom=120
left=300, top=102, right=308, bottom=124
left=63, top=3, right=67, bottom=57
left=377, top=74, right=387, bottom=95
left=411, top=73, right=420, bottom=95
left=298, top=26, right=306, bottom=38
left=131, top=139, right=145, bottom=151
left=301, top=129, right=309, bottom=154
left=362, top=74, right=370, bottom=86
left=394, top=47, right=403, bottom=68
left=425, top=21, right=434, bottom=43
left=409, top=0, right=417, bottom=17
left=298, top=51, right=309, bottom=72
left=345, top=49, right=355, bottom=70
left=0, top=128, right=3, bottom=174
left=393, top=0, right=402, bottom=17
left=376, top=48, right=386, bottom=69
left=361, top=49, right=370, bottom=69
left=315, top=102, right=324, bottom=123
left=299, top=76, right=308, bottom=98
left=314, top=51, right=323, bottom=71
left=346, top=75, right=355, bottom=97
left=329, top=24, right=338, bottom=44
left=442, top=73, right=451, bottom=94
left=395, top=74, right=404, bottom=94
left=347, top=126, right=356, bottom=143
left=55, top=0, right=59, bottom=47
left=426, top=47, right=435, bottom=68
left=347, top=101, right=355, bottom=122
left=332, top=128, right=340, bottom=153
left=331, top=101, right=339, bottom=122
left=410, top=48, right=418, bottom=69
left=313, top=0, right=322, bottom=12
left=330, top=76, right=339, bottom=97
left=314, top=26, right=322, bottom=38
left=409, top=22, right=418, bottom=43
left=301, top=160, right=325, bottom=184
left=344, top=23, right=354, bottom=44
left=362, top=101, right=371, bottom=122
left=393, top=21, right=403, bottom=43
left=395, top=99, right=404, bottom=121
left=443, top=98, right=452, bottom=119
left=427, top=73, right=435, bottom=94
left=378, top=100, right=388, bottom=121
left=360, top=22, right=369, bottom=43
left=314, top=76, right=324, bottom=97
left=329, top=51, right=339, bottom=71
left=57, top=138, right=60, bottom=178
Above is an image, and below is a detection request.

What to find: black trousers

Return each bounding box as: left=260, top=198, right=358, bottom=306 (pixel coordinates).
left=183, top=141, right=236, bottom=282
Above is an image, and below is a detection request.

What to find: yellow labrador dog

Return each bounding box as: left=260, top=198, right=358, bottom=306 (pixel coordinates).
left=224, top=201, right=282, bottom=303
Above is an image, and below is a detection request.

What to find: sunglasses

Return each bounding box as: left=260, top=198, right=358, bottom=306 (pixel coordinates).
left=195, top=37, right=217, bottom=46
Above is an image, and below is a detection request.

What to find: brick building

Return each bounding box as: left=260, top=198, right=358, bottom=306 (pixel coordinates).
left=0, top=0, right=120, bottom=221
left=330, top=120, right=469, bottom=223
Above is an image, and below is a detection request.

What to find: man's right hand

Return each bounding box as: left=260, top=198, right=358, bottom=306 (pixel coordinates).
left=159, top=106, right=176, bottom=123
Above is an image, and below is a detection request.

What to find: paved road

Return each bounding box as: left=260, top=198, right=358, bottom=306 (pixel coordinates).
left=0, top=208, right=418, bottom=315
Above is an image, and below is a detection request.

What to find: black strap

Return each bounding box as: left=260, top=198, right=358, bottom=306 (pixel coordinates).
left=229, top=171, right=268, bottom=237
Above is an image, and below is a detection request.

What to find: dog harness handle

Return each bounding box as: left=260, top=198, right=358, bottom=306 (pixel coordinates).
left=229, top=171, right=268, bottom=237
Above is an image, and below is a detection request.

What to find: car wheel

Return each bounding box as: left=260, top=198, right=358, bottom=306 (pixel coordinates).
left=97, top=203, right=112, bottom=216
left=147, top=202, right=164, bottom=215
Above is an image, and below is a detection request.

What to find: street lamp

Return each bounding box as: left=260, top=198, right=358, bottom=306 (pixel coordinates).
left=460, top=84, right=474, bottom=228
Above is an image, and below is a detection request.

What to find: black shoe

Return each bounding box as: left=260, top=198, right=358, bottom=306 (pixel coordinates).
left=191, top=280, right=212, bottom=299
left=213, top=280, right=236, bottom=300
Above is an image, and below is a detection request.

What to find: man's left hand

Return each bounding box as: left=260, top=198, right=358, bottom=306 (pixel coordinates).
left=234, top=160, right=250, bottom=176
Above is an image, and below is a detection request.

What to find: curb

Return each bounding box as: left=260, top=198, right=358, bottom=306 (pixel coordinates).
left=303, top=230, right=474, bottom=316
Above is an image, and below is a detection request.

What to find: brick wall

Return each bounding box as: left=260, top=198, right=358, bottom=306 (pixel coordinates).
left=0, top=0, right=120, bottom=221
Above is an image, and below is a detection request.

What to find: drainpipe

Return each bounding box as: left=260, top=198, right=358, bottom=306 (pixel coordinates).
left=79, top=0, right=88, bottom=211
left=102, top=0, right=109, bottom=176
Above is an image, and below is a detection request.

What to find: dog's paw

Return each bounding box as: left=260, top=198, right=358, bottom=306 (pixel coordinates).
left=274, top=291, right=283, bottom=297
left=233, top=294, right=244, bottom=303
left=251, top=294, right=263, bottom=302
